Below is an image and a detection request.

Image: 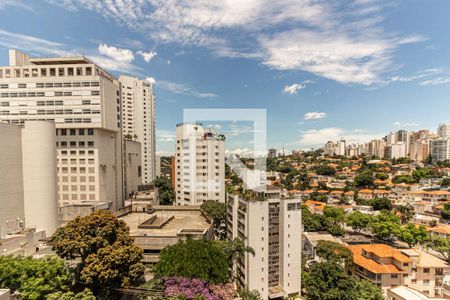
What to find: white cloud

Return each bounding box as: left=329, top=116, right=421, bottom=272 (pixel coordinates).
left=394, top=121, right=419, bottom=128
left=420, top=77, right=450, bottom=86
left=0, top=0, right=33, bottom=11
left=283, top=83, right=305, bottom=95
left=146, top=77, right=156, bottom=84
left=98, top=43, right=134, bottom=63
left=0, top=29, right=69, bottom=56
left=157, top=130, right=176, bottom=142
left=137, top=50, right=157, bottom=62
left=299, top=127, right=382, bottom=148
left=304, top=112, right=327, bottom=120
left=155, top=79, right=217, bottom=98
left=46, top=0, right=426, bottom=85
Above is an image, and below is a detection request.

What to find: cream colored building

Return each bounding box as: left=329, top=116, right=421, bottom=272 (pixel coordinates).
left=227, top=188, right=302, bottom=299
left=118, top=75, right=156, bottom=184
left=348, top=244, right=450, bottom=297
left=174, top=123, right=225, bottom=205
left=0, top=121, right=58, bottom=239
left=123, top=140, right=142, bottom=197
left=431, top=138, right=450, bottom=162
left=0, top=49, right=124, bottom=211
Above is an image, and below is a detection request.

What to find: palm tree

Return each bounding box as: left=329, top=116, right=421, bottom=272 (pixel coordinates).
left=238, top=288, right=262, bottom=300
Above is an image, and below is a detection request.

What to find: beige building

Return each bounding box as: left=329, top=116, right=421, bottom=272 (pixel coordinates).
left=174, top=123, right=225, bottom=205
left=119, top=206, right=214, bottom=263
left=227, top=188, right=302, bottom=299
left=0, top=49, right=124, bottom=211
left=118, top=75, right=156, bottom=184
left=123, top=140, right=142, bottom=197
left=348, top=244, right=450, bottom=297
left=0, top=121, right=58, bottom=239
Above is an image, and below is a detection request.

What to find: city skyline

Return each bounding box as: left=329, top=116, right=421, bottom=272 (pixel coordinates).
left=0, top=1, right=449, bottom=155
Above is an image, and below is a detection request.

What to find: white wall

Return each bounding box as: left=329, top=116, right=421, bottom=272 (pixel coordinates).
left=0, top=122, right=24, bottom=238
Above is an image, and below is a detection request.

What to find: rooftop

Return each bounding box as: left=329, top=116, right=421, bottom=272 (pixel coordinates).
left=389, top=286, right=446, bottom=300
left=120, top=207, right=211, bottom=237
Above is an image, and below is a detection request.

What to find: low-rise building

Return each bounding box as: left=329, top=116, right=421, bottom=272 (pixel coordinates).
left=347, top=244, right=450, bottom=297
left=302, top=232, right=342, bottom=262
left=120, top=206, right=214, bottom=263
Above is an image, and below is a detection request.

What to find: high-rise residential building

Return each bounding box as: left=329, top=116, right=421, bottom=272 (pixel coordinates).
left=410, top=140, right=430, bottom=162
left=336, top=139, right=347, bottom=156
left=118, top=75, right=156, bottom=184
left=368, top=139, right=386, bottom=158
left=430, top=138, right=450, bottom=162
left=227, top=188, right=302, bottom=299
left=385, top=142, right=407, bottom=159
left=0, top=121, right=58, bottom=238
left=174, top=123, right=225, bottom=205
left=268, top=148, right=277, bottom=159
left=0, top=49, right=124, bottom=211
left=323, top=141, right=336, bottom=156
left=438, top=124, right=450, bottom=138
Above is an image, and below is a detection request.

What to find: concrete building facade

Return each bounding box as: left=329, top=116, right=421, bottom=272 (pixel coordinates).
left=174, top=123, right=225, bottom=205
left=227, top=188, right=302, bottom=299
left=0, top=49, right=124, bottom=211
left=118, top=75, right=156, bottom=184
left=0, top=121, right=58, bottom=238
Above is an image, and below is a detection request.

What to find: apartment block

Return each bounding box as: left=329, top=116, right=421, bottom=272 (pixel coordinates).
left=118, top=75, right=156, bottom=184
left=227, top=188, right=302, bottom=299
left=174, top=123, right=225, bottom=205
left=0, top=121, right=58, bottom=238
left=347, top=244, right=450, bottom=297
left=430, top=138, right=450, bottom=162
left=0, top=49, right=124, bottom=211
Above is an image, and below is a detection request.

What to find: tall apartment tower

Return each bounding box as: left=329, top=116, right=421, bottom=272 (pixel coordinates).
left=174, top=123, right=225, bottom=205
left=0, top=49, right=124, bottom=211
left=227, top=188, right=302, bottom=299
left=438, top=124, right=450, bottom=138
left=430, top=138, right=450, bottom=162
left=118, top=75, right=156, bottom=184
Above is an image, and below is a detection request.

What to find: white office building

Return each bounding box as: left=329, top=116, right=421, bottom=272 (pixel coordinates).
left=118, top=75, right=156, bottom=184
left=0, top=49, right=124, bottom=211
left=227, top=188, right=302, bottom=299
left=430, top=138, right=450, bottom=162
left=0, top=121, right=58, bottom=238
left=174, top=123, right=225, bottom=205
left=438, top=124, right=450, bottom=138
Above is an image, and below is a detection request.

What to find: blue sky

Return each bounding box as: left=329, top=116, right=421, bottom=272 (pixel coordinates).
left=0, top=0, right=449, bottom=155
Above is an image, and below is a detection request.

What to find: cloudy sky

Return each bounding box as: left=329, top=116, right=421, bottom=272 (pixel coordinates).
left=1, top=0, right=449, bottom=155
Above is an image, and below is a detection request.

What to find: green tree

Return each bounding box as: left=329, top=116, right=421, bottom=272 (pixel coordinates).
left=428, top=236, right=450, bottom=263
left=47, top=289, right=96, bottom=300
left=375, top=172, right=389, bottom=180
left=354, top=171, right=374, bottom=188
left=201, top=200, right=227, bottom=240
left=346, top=211, right=371, bottom=233
left=370, top=198, right=392, bottom=211
left=304, top=261, right=356, bottom=300
left=395, top=205, right=414, bottom=224
left=301, top=205, right=327, bottom=232
left=442, top=202, right=450, bottom=220
left=315, top=164, right=336, bottom=176
left=398, top=224, right=429, bottom=248
left=238, top=288, right=262, bottom=300
left=153, top=239, right=230, bottom=284
left=50, top=210, right=145, bottom=297
left=442, top=177, right=450, bottom=187
left=316, top=240, right=353, bottom=264
left=369, top=211, right=401, bottom=241
left=154, top=177, right=175, bottom=205
left=323, top=206, right=346, bottom=236
left=0, top=256, right=72, bottom=300
left=354, top=279, right=384, bottom=300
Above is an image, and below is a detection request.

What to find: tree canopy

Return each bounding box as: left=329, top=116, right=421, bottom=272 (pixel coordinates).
left=0, top=256, right=75, bottom=300
left=50, top=210, right=145, bottom=296
left=153, top=239, right=231, bottom=284
left=346, top=211, right=371, bottom=233
left=201, top=200, right=227, bottom=240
